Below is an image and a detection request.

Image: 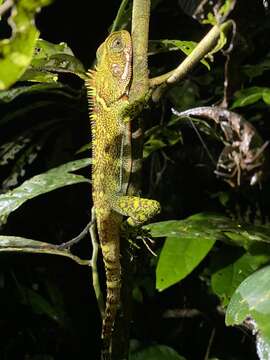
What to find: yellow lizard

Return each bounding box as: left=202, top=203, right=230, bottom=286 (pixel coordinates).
left=85, top=30, right=160, bottom=359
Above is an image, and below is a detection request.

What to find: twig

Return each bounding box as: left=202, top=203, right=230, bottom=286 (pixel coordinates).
left=89, top=207, right=105, bottom=317
left=0, top=0, right=13, bottom=17
left=0, top=244, right=90, bottom=266
left=58, top=220, right=92, bottom=249
left=204, top=328, right=216, bottom=360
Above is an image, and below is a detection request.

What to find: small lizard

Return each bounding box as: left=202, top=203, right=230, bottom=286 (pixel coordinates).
left=85, top=30, right=160, bottom=359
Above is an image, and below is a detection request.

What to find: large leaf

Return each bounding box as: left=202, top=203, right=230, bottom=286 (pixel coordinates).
left=0, top=83, right=76, bottom=103
left=146, top=213, right=221, bottom=291
left=130, top=345, right=186, bottom=360
left=0, top=0, right=52, bottom=89
left=146, top=213, right=237, bottom=240
left=211, top=252, right=270, bottom=306
left=226, top=265, right=270, bottom=360
left=156, top=235, right=216, bottom=291
left=145, top=213, right=270, bottom=291
left=0, top=158, right=91, bottom=224
left=0, top=235, right=89, bottom=264
left=21, top=39, right=86, bottom=82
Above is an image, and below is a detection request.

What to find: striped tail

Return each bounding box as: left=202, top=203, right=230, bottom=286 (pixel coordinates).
left=98, top=216, right=122, bottom=360
left=101, top=275, right=121, bottom=360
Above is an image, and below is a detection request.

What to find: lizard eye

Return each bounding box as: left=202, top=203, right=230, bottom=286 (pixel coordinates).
left=110, top=37, right=123, bottom=52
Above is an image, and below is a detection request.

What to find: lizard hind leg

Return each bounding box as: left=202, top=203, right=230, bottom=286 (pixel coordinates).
left=113, top=195, right=161, bottom=227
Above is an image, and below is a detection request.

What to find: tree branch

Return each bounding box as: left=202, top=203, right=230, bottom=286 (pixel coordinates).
left=150, top=20, right=233, bottom=102
left=130, top=0, right=151, bottom=101
left=0, top=241, right=90, bottom=266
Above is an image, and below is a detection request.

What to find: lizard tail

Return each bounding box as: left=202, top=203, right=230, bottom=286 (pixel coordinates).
left=98, top=218, right=121, bottom=359
left=101, top=276, right=121, bottom=359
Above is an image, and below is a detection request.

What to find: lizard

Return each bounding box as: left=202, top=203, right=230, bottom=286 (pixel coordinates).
left=85, top=30, right=161, bottom=359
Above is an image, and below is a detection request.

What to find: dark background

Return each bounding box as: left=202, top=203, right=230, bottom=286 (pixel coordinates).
left=0, top=0, right=269, bottom=359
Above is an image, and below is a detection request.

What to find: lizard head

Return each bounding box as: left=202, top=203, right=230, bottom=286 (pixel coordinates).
left=95, top=30, right=132, bottom=105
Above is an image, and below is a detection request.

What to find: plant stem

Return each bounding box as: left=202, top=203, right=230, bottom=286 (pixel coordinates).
left=90, top=207, right=105, bottom=317
left=150, top=20, right=233, bottom=101
left=0, top=243, right=90, bottom=266
left=130, top=0, right=151, bottom=100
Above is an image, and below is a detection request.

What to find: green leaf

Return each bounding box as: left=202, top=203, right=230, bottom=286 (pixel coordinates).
left=19, top=285, right=64, bottom=324
left=0, top=83, right=67, bottom=103
left=0, top=235, right=89, bottom=265
left=130, top=345, right=186, bottom=360
left=224, top=224, right=270, bottom=248
left=262, top=90, right=270, bottom=105
left=16, top=279, right=69, bottom=327
left=145, top=213, right=270, bottom=291
left=156, top=235, right=216, bottom=291
left=146, top=213, right=235, bottom=238
left=243, top=56, right=270, bottom=80
left=202, top=0, right=235, bottom=25
left=20, top=68, right=59, bottom=83
left=211, top=252, right=270, bottom=306
left=0, top=158, right=91, bottom=224
left=219, top=0, right=235, bottom=18
left=22, top=39, right=86, bottom=81
left=0, top=0, right=52, bottom=89
left=146, top=213, right=270, bottom=248
left=110, top=0, right=131, bottom=32
left=143, top=138, right=166, bottom=158
left=226, top=265, right=270, bottom=360
left=0, top=235, right=57, bottom=249
left=232, top=87, right=270, bottom=108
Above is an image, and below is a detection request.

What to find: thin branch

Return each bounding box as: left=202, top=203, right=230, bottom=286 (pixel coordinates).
left=59, top=220, right=92, bottom=249
left=0, top=0, right=13, bottom=17
left=0, top=220, right=93, bottom=266
left=89, top=207, right=105, bottom=317
left=204, top=328, right=216, bottom=360
left=0, top=245, right=90, bottom=266
left=150, top=20, right=233, bottom=102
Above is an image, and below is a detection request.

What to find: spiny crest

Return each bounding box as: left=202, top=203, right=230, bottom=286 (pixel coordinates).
left=86, top=69, right=96, bottom=111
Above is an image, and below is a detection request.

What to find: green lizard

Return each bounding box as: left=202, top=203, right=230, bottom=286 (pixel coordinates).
left=85, top=30, right=160, bottom=359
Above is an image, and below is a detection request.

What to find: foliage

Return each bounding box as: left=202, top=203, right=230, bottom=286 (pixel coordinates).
left=0, top=158, right=90, bottom=224
left=0, top=0, right=270, bottom=359
left=226, top=266, right=270, bottom=360
left=0, top=0, right=52, bottom=89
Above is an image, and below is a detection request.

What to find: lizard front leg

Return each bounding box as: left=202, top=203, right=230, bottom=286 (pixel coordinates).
left=112, top=195, right=161, bottom=227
